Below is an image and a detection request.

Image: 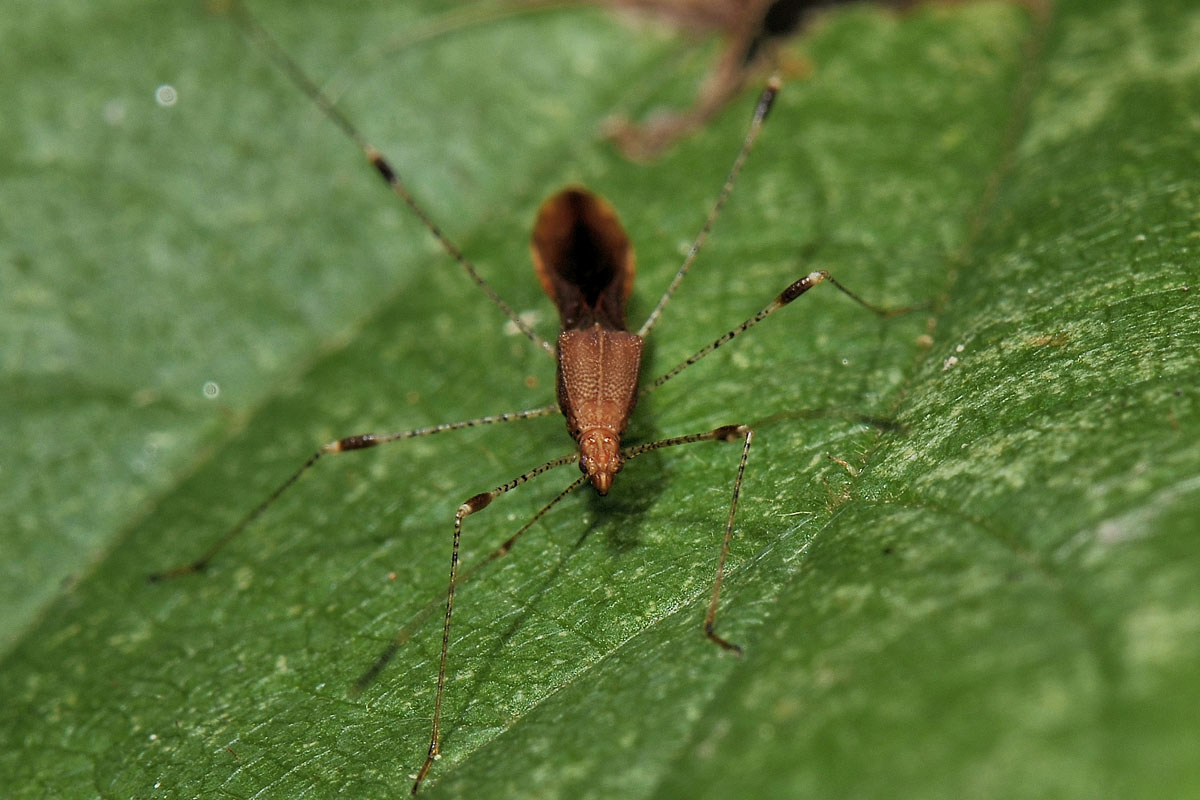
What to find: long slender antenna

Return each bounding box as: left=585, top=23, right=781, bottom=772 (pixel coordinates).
left=636, top=75, right=782, bottom=339
left=230, top=1, right=556, bottom=357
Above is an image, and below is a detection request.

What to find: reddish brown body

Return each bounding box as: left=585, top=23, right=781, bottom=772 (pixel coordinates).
left=531, top=187, right=644, bottom=494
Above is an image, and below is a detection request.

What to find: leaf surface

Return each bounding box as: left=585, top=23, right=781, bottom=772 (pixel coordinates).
left=1, top=1, right=1197, bottom=798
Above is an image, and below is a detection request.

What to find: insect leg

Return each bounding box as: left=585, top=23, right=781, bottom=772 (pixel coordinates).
left=622, top=424, right=754, bottom=654
left=636, top=76, right=781, bottom=339
left=148, top=404, right=560, bottom=581
left=229, top=0, right=556, bottom=356
left=353, top=472, right=588, bottom=694
left=643, top=270, right=914, bottom=397
left=414, top=454, right=583, bottom=794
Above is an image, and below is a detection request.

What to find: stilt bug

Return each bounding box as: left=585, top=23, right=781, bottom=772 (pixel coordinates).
left=152, top=4, right=902, bottom=792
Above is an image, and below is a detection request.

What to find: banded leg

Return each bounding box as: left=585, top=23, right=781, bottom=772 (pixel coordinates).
left=413, top=454, right=584, bottom=795
left=148, top=404, right=560, bottom=582
left=637, top=76, right=782, bottom=339
left=644, top=270, right=912, bottom=397
left=229, top=1, right=555, bottom=356
left=353, top=472, right=587, bottom=694
left=623, top=424, right=755, bottom=654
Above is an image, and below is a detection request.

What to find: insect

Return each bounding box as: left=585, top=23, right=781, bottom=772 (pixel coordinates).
left=349, top=0, right=1042, bottom=161
left=153, top=2, right=899, bottom=793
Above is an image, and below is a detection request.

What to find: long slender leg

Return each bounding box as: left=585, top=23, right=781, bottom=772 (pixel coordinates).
left=644, top=270, right=913, bottom=397
left=229, top=1, right=555, bottom=357
left=623, top=424, right=754, bottom=654
left=148, top=404, right=560, bottom=581
left=413, top=454, right=583, bottom=795
left=636, top=76, right=781, bottom=339
left=352, top=472, right=588, bottom=694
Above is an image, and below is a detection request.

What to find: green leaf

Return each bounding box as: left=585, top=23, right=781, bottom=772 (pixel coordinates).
left=2, top=1, right=1196, bottom=798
